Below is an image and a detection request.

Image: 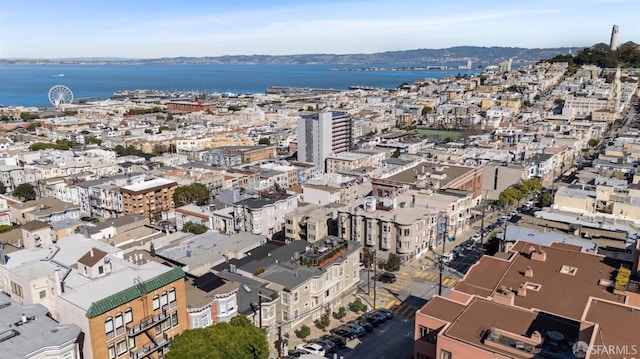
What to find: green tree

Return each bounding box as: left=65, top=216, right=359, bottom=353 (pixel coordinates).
left=13, top=183, right=37, bottom=201
left=166, top=316, right=269, bottom=359
left=538, top=190, right=555, bottom=208
left=0, top=225, right=15, bottom=234
left=316, top=313, right=331, bottom=331
left=114, top=145, right=125, bottom=154
left=295, top=325, right=311, bottom=340
left=588, top=138, right=600, bottom=148
left=334, top=306, right=347, bottom=321
left=391, top=149, right=400, bottom=158
left=173, top=183, right=211, bottom=207
left=361, top=247, right=375, bottom=268
left=26, top=122, right=40, bottom=131
left=258, top=137, right=271, bottom=145
left=421, top=106, right=433, bottom=115
left=498, top=187, right=525, bottom=206
left=483, top=233, right=500, bottom=256
left=124, top=130, right=131, bottom=136
left=20, top=112, right=39, bottom=120
left=384, top=253, right=401, bottom=272
left=349, top=297, right=367, bottom=313
left=181, top=222, right=209, bottom=235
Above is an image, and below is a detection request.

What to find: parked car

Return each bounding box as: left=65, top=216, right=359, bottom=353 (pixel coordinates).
left=310, top=338, right=336, bottom=353
left=362, top=312, right=389, bottom=326
left=377, top=272, right=397, bottom=283
left=510, top=210, right=518, bottom=217
left=374, top=308, right=394, bottom=320
left=358, top=262, right=367, bottom=271
left=284, top=349, right=308, bottom=358
left=320, top=334, right=347, bottom=348
left=350, top=319, right=374, bottom=332
left=331, top=327, right=356, bottom=340
left=295, top=343, right=325, bottom=356
left=344, top=323, right=366, bottom=337
left=360, top=313, right=382, bottom=326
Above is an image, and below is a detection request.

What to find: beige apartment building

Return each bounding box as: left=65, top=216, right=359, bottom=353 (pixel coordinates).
left=120, top=178, right=177, bottom=223
left=284, top=203, right=340, bottom=243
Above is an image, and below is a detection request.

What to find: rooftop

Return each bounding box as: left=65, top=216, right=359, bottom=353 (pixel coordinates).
left=0, top=294, right=81, bottom=358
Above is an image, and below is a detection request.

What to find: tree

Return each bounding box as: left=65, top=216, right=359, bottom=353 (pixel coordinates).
left=421, top=106, right=433, bottom=116
left=181, top=221, right=208, bottom=235
left=361, top=247, right=375, bottom=268
left=538, top=190, right=555, bottom=208
left=316, top=313, right=331, bottom=331
left=384, top=253, right=401, bottom=272
left=295, top=325, right=311, bottom=340
left=114, top=145, right=125, bottom=154
left=391, top=149, right=400, bottom=158
left=334, top=307, right=347, bottom=321
left=349, top=297, right=367, bottom=313
left=166, top=315, right=269, bottom=359
left=14, top=183, right=37, bottom=201
left=483, top=233, right=500, bottom=256
left=588, top=138, right=600, bottom=148
left=173, top=183, right=211, bottom=207
left=258, top=137, right=271, bottom=145
left=26, top=122, right=40, bottom=131
left=0, top=225, right=15, bottom=234
left=0, top=181, right=5, bottom=195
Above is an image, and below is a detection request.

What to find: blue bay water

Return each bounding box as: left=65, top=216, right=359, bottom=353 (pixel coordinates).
left=0, top=64, right=478, bottom=108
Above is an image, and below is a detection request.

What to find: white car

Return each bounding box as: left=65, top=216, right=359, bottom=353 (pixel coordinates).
left=295, top=343, right=326, bottom=356
left=510, top=210, right=518, bottom=217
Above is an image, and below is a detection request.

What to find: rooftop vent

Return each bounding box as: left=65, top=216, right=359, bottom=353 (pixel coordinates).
left=524, top=266, right=533, bottom=278
left=560, top=265, right=578, bottom=276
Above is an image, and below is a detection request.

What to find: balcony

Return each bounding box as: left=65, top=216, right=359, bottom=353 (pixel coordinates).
left=129, top=334, right=169, bottom=359
left=126, top=310, right=168, bottom=337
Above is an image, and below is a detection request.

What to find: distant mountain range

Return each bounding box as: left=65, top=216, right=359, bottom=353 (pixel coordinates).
left=1, top=46, right=583, bottom=66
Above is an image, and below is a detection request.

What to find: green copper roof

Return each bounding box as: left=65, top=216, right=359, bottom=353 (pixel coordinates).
left=86, top=267, right=185, bottom=318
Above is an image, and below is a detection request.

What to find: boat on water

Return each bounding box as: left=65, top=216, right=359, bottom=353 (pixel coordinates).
left=53, top=74, right=65, bottom=77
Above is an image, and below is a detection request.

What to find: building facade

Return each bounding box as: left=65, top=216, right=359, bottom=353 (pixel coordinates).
left=120, top=178, right=177, bottom=223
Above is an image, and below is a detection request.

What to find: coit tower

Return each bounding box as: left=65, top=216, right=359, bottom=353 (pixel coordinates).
left=610, top=25, right=619, bottom=51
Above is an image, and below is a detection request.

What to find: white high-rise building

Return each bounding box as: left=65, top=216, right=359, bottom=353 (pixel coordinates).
left=297, top=111, right=354, bottom=172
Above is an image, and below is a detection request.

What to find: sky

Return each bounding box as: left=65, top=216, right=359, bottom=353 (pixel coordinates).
left=0, top=0, right=638, bottom=59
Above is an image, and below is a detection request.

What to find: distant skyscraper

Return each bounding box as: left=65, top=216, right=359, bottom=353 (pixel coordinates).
left=610, top=25, right=619, bottom=51
left=297, top=111, right=354, bottom=172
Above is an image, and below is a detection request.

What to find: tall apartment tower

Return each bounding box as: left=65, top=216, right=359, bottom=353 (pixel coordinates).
left=297, top=111, right=354, bottom=172
left=610, top=25, right=619, bottom=51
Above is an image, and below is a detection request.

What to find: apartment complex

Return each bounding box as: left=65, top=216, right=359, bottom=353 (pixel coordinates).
left=0, top=236, right=188, bottom=359
left=120, top=178, right=177, bottom=223
left=284, top=203, right=339, bottom=243
left=297, top=112, right=354, bottom=171
left=414, top=241, right=640, bottom=359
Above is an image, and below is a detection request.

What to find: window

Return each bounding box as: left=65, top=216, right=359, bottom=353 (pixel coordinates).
left=115, top=313, right=123, bottom=329
left=107, top=345, right=116, bottom=359
left=161, top=291, right=168, bottom=306
left=339, top=267, right=343, bottom=276
left=440, top=350, right=452, bottom=359
left=39, top=290, right=46, bottom=299
left=294, top=309, right=299, bottom=319
left=155, top=323, right=162, bottom=335
left=105, top=317, right=114, bottom=335
left=116, top=339, right=127, bottom=355
left=219, top=296, right=236, bottom=316
left=169, top=288, right=176, bottom=303
left=98, top=266, right=104, bottom=275
left=281, top=293, right=288, bottom=305
left=282, top=310, right=289, bottom=321
left=161, top=318, right=171, bottom=331
left=171, top=311, right=178, bottom=327
left=10, top=282, right=23, bottom=298
left=124, top=308, right=133, bottom=324
left=293, top=292, right=299, bottom=303
left=153, top=295, right=160, bottom=310
left=128, top=337, right=136, bottom=350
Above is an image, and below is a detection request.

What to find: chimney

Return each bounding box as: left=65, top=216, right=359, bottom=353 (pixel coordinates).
left=90, top=249, right=94, bottom=257
left=524, top=266, right=533, bottom=278
left=531, top=248, right=547, bottom=262
left=517, top=283, right=527, bottom=297
left=53, top=268, right=62, bottom=296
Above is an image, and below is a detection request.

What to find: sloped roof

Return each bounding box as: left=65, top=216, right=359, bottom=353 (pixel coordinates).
left=86, top=267, right=185, bottom=318
left=77, top=248, right=109, bottom=267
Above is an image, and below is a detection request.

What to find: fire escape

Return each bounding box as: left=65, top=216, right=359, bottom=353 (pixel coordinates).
left=127, top=277, right=170, bottom=359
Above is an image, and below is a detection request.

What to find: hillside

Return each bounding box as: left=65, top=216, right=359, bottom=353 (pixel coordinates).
left=0, top=46, right=582, bottom=66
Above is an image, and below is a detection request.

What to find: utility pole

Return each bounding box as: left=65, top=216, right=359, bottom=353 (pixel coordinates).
left=373, top=249, right=377, bottom=309
left=366, top=248, right=371, bottom=295
left=437, top=213, right=449, bottom=297
left=277, top=324, right=283, bottom=359
left=258, top=291, right=263, bottom=329
left=480, top=189, right=489, bottom=245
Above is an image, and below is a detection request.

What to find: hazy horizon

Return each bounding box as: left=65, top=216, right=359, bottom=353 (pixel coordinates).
left=1, top=0, right=637, bottom=59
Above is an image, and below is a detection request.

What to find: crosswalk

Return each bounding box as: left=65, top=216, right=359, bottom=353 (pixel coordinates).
left=414, top=272, right=458, bottom=287
left=386, top=301, right=419, bottom=318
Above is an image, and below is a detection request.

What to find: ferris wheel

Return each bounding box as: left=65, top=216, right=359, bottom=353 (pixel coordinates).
left=48, top=85, right=74, bottom=108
